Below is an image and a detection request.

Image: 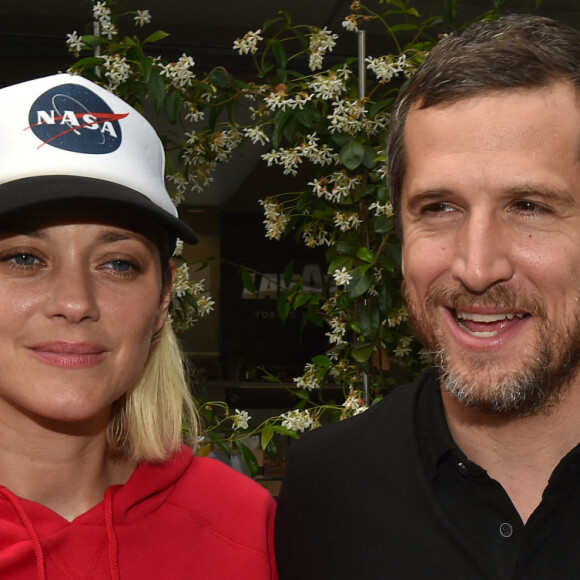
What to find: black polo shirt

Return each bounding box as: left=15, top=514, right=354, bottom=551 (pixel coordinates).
left=275, top=369, right=580, bottom=579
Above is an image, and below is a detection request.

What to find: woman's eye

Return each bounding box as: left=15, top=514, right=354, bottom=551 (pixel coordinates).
left=10, top=253, right=40, bottom=267
left=104, top=259, right=139, bottom=274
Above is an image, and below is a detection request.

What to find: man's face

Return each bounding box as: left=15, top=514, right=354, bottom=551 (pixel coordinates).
left=400, top=82, right=580, bottom=415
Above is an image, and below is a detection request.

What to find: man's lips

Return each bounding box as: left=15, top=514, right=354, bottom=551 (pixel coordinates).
left=29, top=342, right=107, bottom=368
left=453, top=310, right=529, bottom=337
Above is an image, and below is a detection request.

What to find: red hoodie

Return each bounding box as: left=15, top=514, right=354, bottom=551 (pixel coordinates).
left=0, top=445, right=277, bottom=579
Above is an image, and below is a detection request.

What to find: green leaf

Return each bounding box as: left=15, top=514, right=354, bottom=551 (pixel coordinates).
left=265, top=436, right=278, bottom=459
left=356, top=247, right=375, bottom=264
left=336, top=292, right=351, bottom=310
left=207, top=431, right=231, bottom=458
left=143, top=30, right=170, bottom=44
left=389, top=23, right=419, bottom=33
left=283, top=261, right=294, bottom=287
left=351, top=343, right=374, bottom=363
left=272, top=40, right=288, bottom=69
left=272, top=109, right=292, bottom=148
left=277, top=293, right=291, bottom=321
left=359, top=303, right=381, bottom=340
left=296, top=106, right=321, bottom=128
left=373, top=216, right=395, bottom=235
left=164, top=90, right=181, bottom=124
left=240, top=267, right=256, bottom=293
left=234, top=441, right=259, bottom=477
left=262, top=16, right=285, bottom=33
left=347, top=268, right=374, bottom=299
left=261, top=424, right=275, bottom=450
left=377, top=283, right=394, bottom=315
left=71, top=56, right=105, bottom=71
left=147, top=70, right=166, bottom=113
left=272, top=424, right=300, bottom=439
left=209, top=68, right=231, bottom=90
left=312, top=354, right=332, bottom=367
left=444, top=0, right=458, bottom=25
left=340, top=139, right=366, bottom=171
left=80, top=35, right=109, bottom=48
left=294, top=292, right=312, bottom=309
left=140, top=57, right=153, bottom=82
left=336, top=240, right=358, bottom=256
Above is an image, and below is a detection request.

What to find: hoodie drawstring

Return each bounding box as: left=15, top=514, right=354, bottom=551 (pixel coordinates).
left=0, top=487, right=47, bottom=580
left=104, top=487, right=121, bottom=580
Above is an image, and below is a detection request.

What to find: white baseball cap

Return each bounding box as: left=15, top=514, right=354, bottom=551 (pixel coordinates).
left=0, top=73, right=198, bottom=244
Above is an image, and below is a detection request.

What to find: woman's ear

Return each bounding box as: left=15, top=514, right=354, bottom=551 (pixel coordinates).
left=154, top=260, right=176, bottom=334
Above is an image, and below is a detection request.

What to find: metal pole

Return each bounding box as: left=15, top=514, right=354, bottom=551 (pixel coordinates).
left=94, top=20, right=102, bottom=78
left=358, top=30, right=366, bottom=99
left=357, top=29, right=370, bottom=404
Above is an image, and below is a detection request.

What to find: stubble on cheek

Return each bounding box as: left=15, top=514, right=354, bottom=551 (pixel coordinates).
left=402, top=280, right=580, bottom=416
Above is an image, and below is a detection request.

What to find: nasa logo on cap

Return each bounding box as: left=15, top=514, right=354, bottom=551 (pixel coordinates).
left=27, top=83, right=129, bottom=154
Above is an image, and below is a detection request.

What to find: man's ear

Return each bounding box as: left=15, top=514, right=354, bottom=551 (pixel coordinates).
left=154, top=260, right=176, bottom=334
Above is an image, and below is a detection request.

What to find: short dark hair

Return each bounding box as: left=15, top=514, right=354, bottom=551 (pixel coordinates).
left=386, top=14, right=580, bottom=237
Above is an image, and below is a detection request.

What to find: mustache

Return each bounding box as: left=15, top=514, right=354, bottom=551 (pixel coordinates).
left=403, top=281, right=545, bottom=318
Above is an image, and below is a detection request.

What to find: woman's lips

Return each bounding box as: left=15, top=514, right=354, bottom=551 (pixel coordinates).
left=29, top=342, right=107, bottom=368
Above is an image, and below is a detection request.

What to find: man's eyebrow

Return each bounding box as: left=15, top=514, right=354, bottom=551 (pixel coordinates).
left=503, top=184, right=577, bottom=206
left=404, top=188, right=452, bottom=207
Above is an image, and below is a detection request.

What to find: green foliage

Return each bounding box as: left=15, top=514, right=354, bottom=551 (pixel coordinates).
left=67, top=0, right=543, bottom=475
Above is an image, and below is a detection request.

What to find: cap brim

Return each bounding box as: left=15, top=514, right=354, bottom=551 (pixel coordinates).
left=0, top=175, right=198, bottom=244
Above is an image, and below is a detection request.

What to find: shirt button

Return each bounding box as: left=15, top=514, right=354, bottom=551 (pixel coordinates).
left=499, top=522, right=513, bottom=538
left=456, top=462, right=469, bottom=476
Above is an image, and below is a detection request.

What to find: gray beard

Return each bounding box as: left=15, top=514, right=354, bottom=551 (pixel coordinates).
left=434, top=344, right=565, bottom=416
left=405, top=283, right=580, bottom=417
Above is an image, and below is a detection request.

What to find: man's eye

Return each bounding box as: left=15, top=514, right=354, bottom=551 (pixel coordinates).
left=510, top=200, right=548, bottom=215
left=422, top=202, right=454, bottom=214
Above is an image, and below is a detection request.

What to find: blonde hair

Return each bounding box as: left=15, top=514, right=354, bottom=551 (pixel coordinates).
left=107, top=320, right=199, bottom=463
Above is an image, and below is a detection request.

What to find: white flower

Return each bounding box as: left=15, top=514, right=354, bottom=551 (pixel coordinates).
left=333, top=267, right=352, bottom=287
left=293, top=363, right=320, bottom=391
left=232, top=409, right=251, bottom=430
left=308, top=66, right=351, bottom=100
left=197, top=296, right=215, bottom=316
left=394, top=335, right=413, bottom=358
left=160, top=53, right=196, bottom=89
left=308, top=27, right=338, bottom=71
left=134, top=9, right=152, bottom=27
left=342, top=15, right=359, bottom=32
left=243, top=126, right=269, bottom=145
left=333, top=211, right=361, bottom=232
left=66, top=31, right=85, bottom=54
left=326, top=316, right=347, bottom=345
left=366, top=53, right=408, bottom=83
left=343, top=390, right=368, bottom=415
left=328, top=99, right=368, bottom=134
left=99, top=16, right=118, bottom=40
left=280, top=409, right=314, bottom=433
left=184, top=102, right=205, bottom=123
left=233, top=29, right=263, bottom=55
left=101, top=54, right=131, bottom=90
left=368, top=201, right=394, bottom=217
left=173, top=239, right=184, bottom=257
left=92, top=1, right=110, bottom=19
left=388, top=305, right=410, bottom=328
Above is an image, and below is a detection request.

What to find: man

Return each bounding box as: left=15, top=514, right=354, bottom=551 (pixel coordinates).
left=275, top=14, right=580, bottom=579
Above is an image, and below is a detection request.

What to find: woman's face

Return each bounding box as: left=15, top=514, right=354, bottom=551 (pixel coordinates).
left=0, top=206, right=172, bottom=429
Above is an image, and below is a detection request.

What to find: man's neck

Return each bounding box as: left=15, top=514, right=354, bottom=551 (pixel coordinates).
left=441, top=384, right=580, bottom=523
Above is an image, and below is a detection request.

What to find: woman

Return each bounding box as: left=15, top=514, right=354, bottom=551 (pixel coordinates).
left=0, top=74, right=277, bottom=579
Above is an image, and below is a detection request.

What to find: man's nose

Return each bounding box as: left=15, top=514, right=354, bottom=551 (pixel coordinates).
left=450, top=216, right=514, bottom=293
